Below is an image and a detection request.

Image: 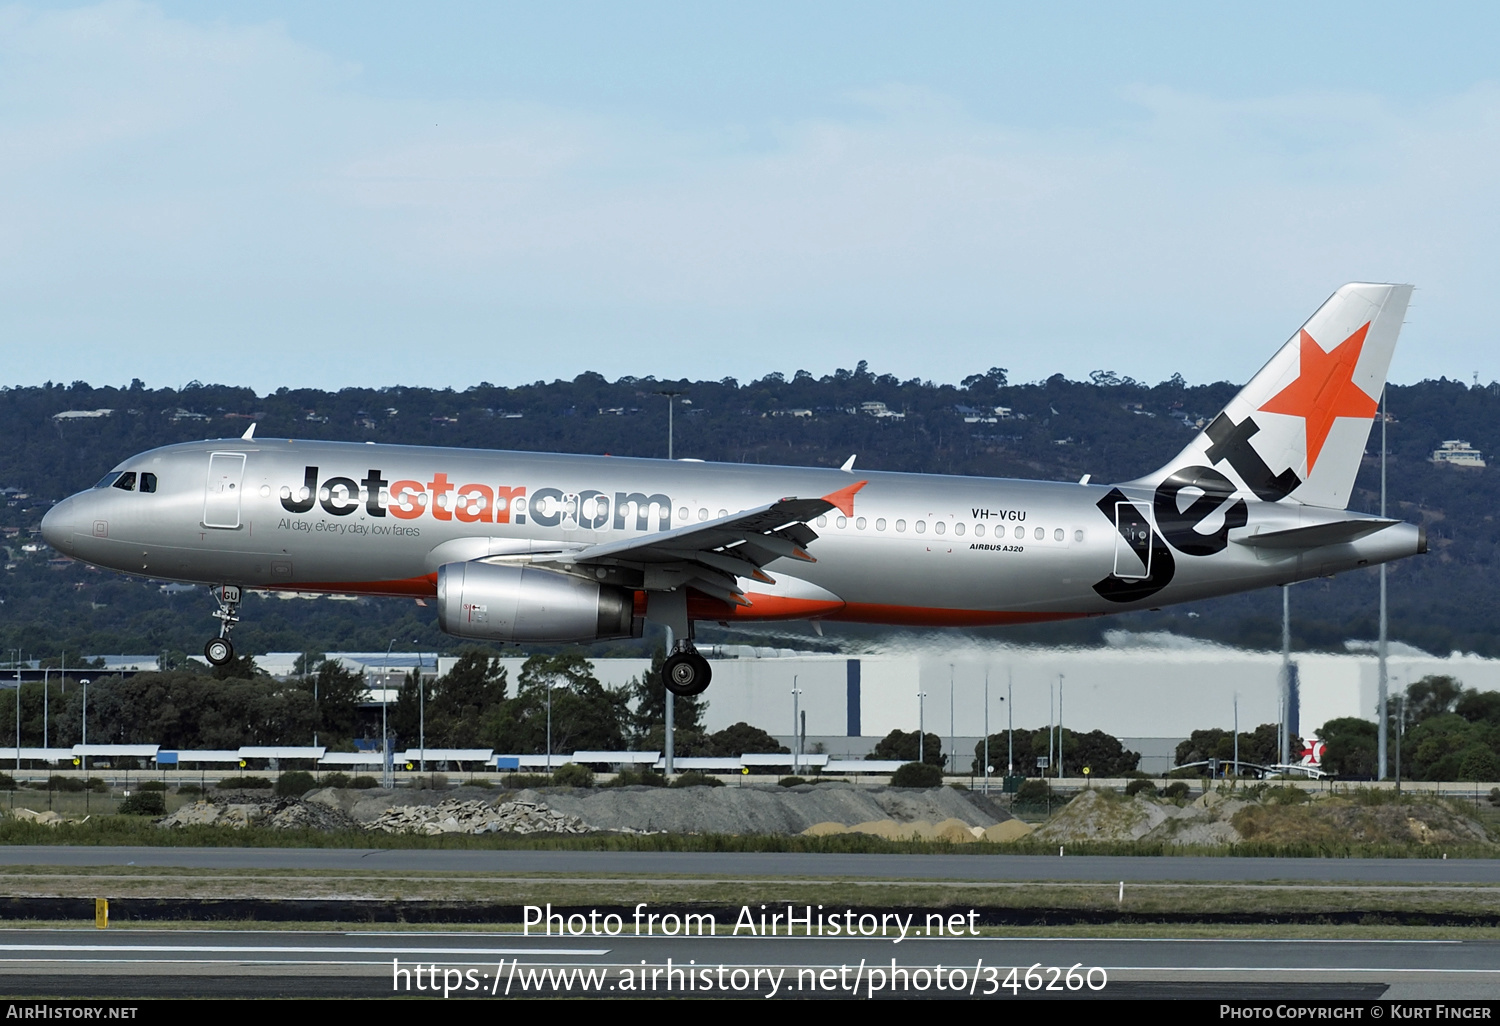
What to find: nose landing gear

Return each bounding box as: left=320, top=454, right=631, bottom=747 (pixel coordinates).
left=662, top=641, right=711, bottom=697
left=204, top=585, right=241, bottom=667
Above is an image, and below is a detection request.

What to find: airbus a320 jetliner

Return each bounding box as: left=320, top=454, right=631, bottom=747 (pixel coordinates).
left=43, top=283, right=1423, bottom=696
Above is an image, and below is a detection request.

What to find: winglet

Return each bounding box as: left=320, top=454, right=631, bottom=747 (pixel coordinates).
left=841, top=454, right=857, bottom=472
left=241, top=423, right=256, bottom=441
left=821, top=479, right=868, bottom=517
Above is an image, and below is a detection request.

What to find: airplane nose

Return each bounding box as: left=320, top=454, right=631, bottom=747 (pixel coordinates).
left=41, top=496, right=79, bottom=554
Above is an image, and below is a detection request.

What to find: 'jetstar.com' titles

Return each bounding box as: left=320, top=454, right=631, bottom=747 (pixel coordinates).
left=279, top=466, right=674, bottom=531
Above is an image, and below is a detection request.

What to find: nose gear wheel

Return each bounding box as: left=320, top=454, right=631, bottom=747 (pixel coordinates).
left=204, top=585, right=242, bottom=667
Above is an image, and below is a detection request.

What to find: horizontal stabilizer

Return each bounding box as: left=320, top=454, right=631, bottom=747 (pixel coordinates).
left=1234, top=519, right=1398, bottom=550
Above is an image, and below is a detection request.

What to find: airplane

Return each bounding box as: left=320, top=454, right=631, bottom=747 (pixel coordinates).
left=41, top=282, right=1423, bottom=698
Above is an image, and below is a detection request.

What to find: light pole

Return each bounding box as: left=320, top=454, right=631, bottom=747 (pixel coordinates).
left=1233, top=693, right=1240, bottom=779
left=1007, top=668, right=1014, bottom=775
left=948, top=663, right=955, bottom=776
left=380, top=639, right=394, bottom=788
left=1281, top=585, right=1292, bottom=765
left=983, top=670, right=989, bottom=792
left=80, top=678, right=90, bottom=779
left=1057, top=673, right=1065, bottom=779
left=655, top=389, right=684, bottom=777
left=546, top=675, right=554, bottom=772
left=1378, top=387, right=1389, bottom=780
left=14, top=650, right=21, bottom=777
left=791, top=676, right=802, bottom=773
left=415, top=643, right=425, bottom=775
left=917, top=688, right=927, bottom=764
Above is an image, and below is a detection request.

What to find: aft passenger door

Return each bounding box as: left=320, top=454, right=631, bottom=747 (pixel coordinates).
left=1112, top=501, right=1154, bottom=580
left=203, top=452, right=247, bottom=529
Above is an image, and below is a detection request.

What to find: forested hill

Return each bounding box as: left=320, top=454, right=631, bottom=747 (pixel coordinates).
left=0, top=367, right=1496, bottom=660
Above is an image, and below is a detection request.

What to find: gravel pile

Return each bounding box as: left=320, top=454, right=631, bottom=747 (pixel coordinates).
left=368, top=798, right=591, bottom=835
left=158, top=796, right=361, bottom=832
left=526, top=783, right=1011, bottom=836
left=153, top=783, right=1017, bottom=836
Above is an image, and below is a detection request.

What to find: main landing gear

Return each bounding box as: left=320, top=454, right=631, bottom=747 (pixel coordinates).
left=662, top=641, right=711, bottom=697
left=204, top=585, right=241, bottom=667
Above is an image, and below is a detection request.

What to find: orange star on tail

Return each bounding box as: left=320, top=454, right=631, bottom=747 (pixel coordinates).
left=1258, top=323, right=1378, bottom=473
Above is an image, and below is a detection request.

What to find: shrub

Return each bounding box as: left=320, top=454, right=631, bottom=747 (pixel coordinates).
left=321, top=772, right=351, bottom=789
left=1014, top=779, right=1052, bottom=805
left=349, top=775, right=380, bottom=789
left=138, top=780, right=167, bottom=792
left=551, top=763, right=595, bottom=788
left=1490, top=787, right=1500, bottom=808
left=1163, top=781, right=1192, bottom=800
left=1261, top=785, right=1310, bottom=805
left=502, top=773, right=553, bottom=788
left=672, top=771, right=724, bottom=788
left=1125, top=778, right=1158, bottom=797
left=48, top=775, right=84, bottom=793
left=176, top=783, right=202, bottom=795
left=118, top=790, right=166, bottom=815
left=467, top=778, right=494, bottom=789
left=890, top=762, right=944, bottom=788
left=275, top=770, right=317, bottom=797
left=216, top=776, right=272, bottom=790
left=778, top=776, right=809, bottom=788
left=86, top=777, right=108, bottom=793
left=603, top=768, right=666, bottom=788
left=948, top=782, right=969, bottom=791
left=0, top=774, right=15, bottom=792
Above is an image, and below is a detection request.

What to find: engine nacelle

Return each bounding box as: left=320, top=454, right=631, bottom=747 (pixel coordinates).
left=436, top=561, right=640, bottom=643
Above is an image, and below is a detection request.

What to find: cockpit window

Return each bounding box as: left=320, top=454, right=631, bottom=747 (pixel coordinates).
left=94, top=472, right=123, bottom=489
left=111, top=472, right=137, bottom=492
left=140, top=473, right=157, bottom=493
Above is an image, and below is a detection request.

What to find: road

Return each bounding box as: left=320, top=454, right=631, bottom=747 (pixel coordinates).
left=4, top=846, right=1500, bottom=883
left=0, top=927, right=1491, bottom=999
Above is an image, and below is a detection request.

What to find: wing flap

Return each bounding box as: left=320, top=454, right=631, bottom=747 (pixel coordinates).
left=1234, top=519, right=1398, bottom=550
left=560, top=484, right=867, bottom=597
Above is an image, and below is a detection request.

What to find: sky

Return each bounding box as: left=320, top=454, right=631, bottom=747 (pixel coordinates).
left=4, top=1, right=1500, bottom=393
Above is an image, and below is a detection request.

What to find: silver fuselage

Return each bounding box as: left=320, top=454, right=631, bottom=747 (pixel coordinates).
left=41, top=438, right=1423, bottom=628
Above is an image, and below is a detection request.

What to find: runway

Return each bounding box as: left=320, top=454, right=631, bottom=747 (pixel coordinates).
left=3, top=846, right=1499, bottom=883
left=0, top=927, right=1492, bottom=999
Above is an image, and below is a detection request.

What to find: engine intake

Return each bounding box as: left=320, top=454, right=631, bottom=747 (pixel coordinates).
left=437, top=562, right=640, bottom=643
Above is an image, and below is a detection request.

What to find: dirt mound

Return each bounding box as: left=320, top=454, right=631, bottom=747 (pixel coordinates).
left=159, top=796, right=361, bottom=831
left=155, top=784, right=1019, bottom=837
left=531, top=784, right=1012, bottom=836
left=1030, top=788, right=1495, bottom=849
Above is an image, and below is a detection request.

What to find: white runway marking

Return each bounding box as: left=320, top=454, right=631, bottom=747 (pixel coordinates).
left=0, top=944, right=610, bottom=956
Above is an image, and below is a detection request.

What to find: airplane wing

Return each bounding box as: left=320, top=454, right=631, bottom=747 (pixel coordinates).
left=531, top=480, right=867, bottom=607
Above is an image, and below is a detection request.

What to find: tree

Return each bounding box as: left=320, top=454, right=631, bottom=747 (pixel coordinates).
left=1406, top=675, right=1464, bottom=725
left=871, top=729, right=942, bottom=767
left=707, top=722, right=786, bottom=756
left=1318, top=717, right=1378, bottom=778
left=426, top=648, right=508, bottom=747
left=509, top=654, right=629, bottom=754
left=299, top=659, right=368, bottom=744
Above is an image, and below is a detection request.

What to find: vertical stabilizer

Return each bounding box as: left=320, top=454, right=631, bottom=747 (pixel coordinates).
left=1136, top=283, right=1412, bottom=510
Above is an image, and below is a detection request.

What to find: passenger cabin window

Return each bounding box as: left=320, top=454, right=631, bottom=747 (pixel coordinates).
left=111, top=472, right=137, bottom=492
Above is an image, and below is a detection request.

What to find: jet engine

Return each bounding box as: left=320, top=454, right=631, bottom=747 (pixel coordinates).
left=436, top=561, right=640, bottom=643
